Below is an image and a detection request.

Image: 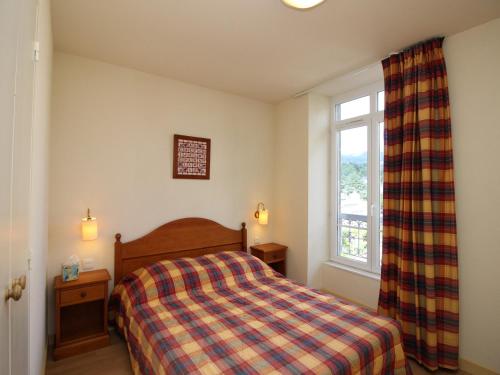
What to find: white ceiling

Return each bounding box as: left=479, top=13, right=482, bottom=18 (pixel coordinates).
left=51, top=0, right=500, bottom=103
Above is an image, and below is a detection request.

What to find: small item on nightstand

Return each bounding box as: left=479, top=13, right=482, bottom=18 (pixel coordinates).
left=61, top=255, right=80, bottom=282
left=82, top=257, right=95, bottom=271
left=250, top=243, right=287, bottom=277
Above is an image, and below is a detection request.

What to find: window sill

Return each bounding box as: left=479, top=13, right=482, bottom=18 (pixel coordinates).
left=324, top=261, right=381, bottom=281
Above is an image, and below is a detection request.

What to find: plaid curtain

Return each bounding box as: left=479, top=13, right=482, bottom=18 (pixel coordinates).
left=378, top=37, right=459, bottom=371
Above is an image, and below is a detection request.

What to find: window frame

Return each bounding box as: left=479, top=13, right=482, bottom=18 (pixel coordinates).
left=330, top=82, right=384, bottom=275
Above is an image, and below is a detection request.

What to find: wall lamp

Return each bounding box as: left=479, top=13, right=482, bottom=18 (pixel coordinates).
left=254, top=202, right=269, bottom=225
left=81, top=208, right=98, bottom=241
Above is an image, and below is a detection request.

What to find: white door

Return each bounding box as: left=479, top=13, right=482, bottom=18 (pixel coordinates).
left=0, top=0, right=20, bottom=373
left=11, top=0, right=37, bottom=373
left=1, top=0, right=38, bottom=374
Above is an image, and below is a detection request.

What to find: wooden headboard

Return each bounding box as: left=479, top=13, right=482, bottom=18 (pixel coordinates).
left=114, top=218, right=247, bottom=285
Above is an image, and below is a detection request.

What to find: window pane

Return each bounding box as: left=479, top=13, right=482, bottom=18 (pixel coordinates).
left=379, top=122, right=384, bottom=204
left=336, top=96, right=370, bottom=121
left=377, top=91, right=385, bottom=111
left=338, top=126, right=368, bottom=262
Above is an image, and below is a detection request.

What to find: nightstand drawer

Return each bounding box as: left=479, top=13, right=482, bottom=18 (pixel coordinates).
left=60, top=284, right=105, bottom=306
left=263, top=250, right=286, bottom=263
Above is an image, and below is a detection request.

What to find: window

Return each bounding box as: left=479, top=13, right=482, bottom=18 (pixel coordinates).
left=336, top=95, right=370, bottom=120
left=331, top=83, right=384, bottom=274
left=377, top=91, right=385, bottom=111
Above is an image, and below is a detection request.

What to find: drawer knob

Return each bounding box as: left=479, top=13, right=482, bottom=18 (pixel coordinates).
left=80, top=291, right=87, bottom=298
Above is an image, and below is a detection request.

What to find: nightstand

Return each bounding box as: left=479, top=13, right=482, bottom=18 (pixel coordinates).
left=250, top=243, right=287, bottom=277
left=54, top=269, right=111, bottom=360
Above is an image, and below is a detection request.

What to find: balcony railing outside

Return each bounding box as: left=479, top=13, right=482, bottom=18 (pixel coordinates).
left=338, top=213, right=368, bottom=262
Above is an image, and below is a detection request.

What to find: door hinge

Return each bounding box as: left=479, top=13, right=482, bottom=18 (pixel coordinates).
left=33, top=41, right=40, bottom=62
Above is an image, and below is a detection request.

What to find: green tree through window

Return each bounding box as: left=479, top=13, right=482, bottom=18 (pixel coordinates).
left=340, top=161, right=367, bottom=201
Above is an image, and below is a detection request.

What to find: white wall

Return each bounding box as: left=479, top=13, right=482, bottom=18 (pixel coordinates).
left=445, top=18, right=500, bottom=373
left=273, top=93, right=330, bottom=288
left=273, top=97, right=309, bottom=284
left=321, top=18, right=500, bottom=373
left=322, top=265, right=380, bottom=308
left=48, top=52, right=275, bottom=334
left=30, top=0, right=52, bottom=373
left=307, top=94, right=330, bottom=289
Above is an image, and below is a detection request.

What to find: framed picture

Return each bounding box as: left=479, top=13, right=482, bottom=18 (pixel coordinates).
left=173, top=134, right=211, bottom=179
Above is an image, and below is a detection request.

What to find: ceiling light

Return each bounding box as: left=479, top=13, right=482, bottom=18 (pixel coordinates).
left=281, top=0, right=326, bottom=10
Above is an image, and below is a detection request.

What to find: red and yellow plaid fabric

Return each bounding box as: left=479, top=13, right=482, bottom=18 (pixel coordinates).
left=112, top=252, right=411, bottom=374
left=378, top=38, right=459, bottom=371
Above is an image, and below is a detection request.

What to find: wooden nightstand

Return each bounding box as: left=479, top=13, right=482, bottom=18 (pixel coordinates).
left=250, top=243, right=287, bottom=277
left=54, top=269, right=111, bottom=360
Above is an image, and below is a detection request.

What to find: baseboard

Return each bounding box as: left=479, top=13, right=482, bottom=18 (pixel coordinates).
left=321, top=289, right=499, bottom=375
left=460, top=358, right=499, bottom=375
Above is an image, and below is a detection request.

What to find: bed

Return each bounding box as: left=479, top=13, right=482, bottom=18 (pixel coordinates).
left=110, top=218, right=411, bottom=375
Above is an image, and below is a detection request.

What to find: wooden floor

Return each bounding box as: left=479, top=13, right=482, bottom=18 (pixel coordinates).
left=46, top=331, right=468, bottom=375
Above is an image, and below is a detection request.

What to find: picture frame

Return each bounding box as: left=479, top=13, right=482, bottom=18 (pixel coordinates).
left=173, top=134, right=211, bottom=179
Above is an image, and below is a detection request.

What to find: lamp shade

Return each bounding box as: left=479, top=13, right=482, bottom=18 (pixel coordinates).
left=258, top=209, right=269, bottom=225
left=81, top=213, right=98, bottom=241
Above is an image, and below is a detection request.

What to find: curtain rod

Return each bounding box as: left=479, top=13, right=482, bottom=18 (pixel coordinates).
left=383, top=36, right=445, bottom=59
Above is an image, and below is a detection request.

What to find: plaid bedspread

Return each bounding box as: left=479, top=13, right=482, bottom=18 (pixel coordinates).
left=110, top=251, right=411, bottom=375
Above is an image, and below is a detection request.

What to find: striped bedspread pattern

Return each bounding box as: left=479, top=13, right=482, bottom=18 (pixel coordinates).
left=111, top=251, right=411, bottom=375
